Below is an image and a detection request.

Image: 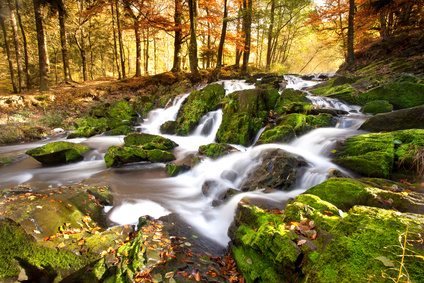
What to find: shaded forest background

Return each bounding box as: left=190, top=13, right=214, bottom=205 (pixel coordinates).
left=0, top=0, right=423, bottom=93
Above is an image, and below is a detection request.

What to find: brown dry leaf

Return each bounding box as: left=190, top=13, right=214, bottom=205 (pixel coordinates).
left=164, top=271, right=174, bottom=279
left=298, top=239, right=307, bottom=246
left=56, top=242, right=66, bottom=249
left=77, top=239, right=85, bottom=246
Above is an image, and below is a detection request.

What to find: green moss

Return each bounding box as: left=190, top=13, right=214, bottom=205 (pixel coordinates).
left=174, top=84, right=226, bottom=135
left=0, top=219, right=87, bottom=281
left=198, top=143, right=237, bottom=158
left=104, top=125, right=133, bottom=136
left=124, top=133, right=178, bottom=150
left=146, top=149, right=175, bottom=163
left=357, top=82, right=424, bottom=109
left=274, top=89, right=309, bottom=115
left=334, top=133, right=394, bottom=178
left=361, top=100, right=393, bottom=114
left=279, top=113, right=307, bottom=134
left=256, top=125, right=296, bottom=144
left=310, top=83, right=357, bottom=105
left=305, top=113, right=333, bottom=128
left=26, top=141, right=90, bottom=165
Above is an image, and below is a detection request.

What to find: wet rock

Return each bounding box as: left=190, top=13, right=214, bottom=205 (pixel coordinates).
left=165, top=163, right=190, bottom=177
left=241, top=148, right=299, bottom=191
left=359, top=105, right=424, bottom=132
left=198, top=143, right=239, bottom=159
left=274, top=88, right=310, bottom=115
left=25, top=141, right=90, bottom=165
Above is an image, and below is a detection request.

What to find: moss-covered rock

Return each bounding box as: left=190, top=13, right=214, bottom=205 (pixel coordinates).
left=274, top=89, right=310, bottom=115
left=198, top=143, right=239, bottom=159
left=310, top=83, right=358, bottom=105
left=123, top=133, right=178, bottom=150
left=26, top=141, right=90, bottom=165
left=164, top=163, right=190, bottom=177
left=229, top=177, right=424, bottom=283
left=333, top=130, right=424, bottom=179
left=104, top=125, right=133, bottom=136
left=104, top=145, right=175, bottom=168
left=333, top=133, right=395, bottom=178
left=255, top=124, right=296, bottom=145
left=217, top=88, right=280, bottom=146
left=360, top=105, right=424, bottom=132
left=171, top=83, right=226, bottom=135
left=360, top=100, right=393, bottom=114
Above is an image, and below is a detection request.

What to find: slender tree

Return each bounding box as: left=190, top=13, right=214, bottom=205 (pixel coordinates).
left=14, top=0, right=31, bottom=89
left=115, top=0, right=126, bottom=78
left=216, top=0, right=228, bottom=70
left=33, top=0, right=49, bottom=91
left=0, top=4, right=18, bottom=93
left=188, top=0, right=201, bottom=82
left=172, top=0, right=183, bottom=72
left=265, top=0, right=275, bottom=72
left=7, top=0, right=24, bottom=92
left=241, top=0, right=252, bottom=76
left=346, top=0, right=355, bottom=65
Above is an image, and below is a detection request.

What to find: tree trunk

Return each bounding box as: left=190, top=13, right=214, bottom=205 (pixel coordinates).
left=265, top=0, right=275, bottom=72
left=188, top=0, right=201, bottom=82
left=57, top=0, right=71, bottom=81
left=216, top=0, right=228, bottom=70
left=235, top=4, right=242, bottom=68
left=144, top=28, right=149, bottom=75
left=111, top=3, right=121, bottom=79
left=7, top=0, right=24, bottom=92
left=115, top=0, right=126, bottom=78
left=171, top=0, right=182, bottom=72
left=135, top=25, right=142, bottom=77
left=0, top=7, right=18, bottom=93
left=15, top=0, right=31, bottom=89
left=346, top=0, right=355, bottom=66
left=241, top=0, right=252, bottom=76
left=33, top=0, right=49, bottom=91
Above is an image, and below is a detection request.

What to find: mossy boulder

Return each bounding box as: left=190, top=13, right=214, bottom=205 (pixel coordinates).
left=333, top=129, right=424, bottom=179
left=255, top=124, right=296, bottom=145
left=333, top=133, right=395, bottom=178
left=217, top=88, right=279, bottom=146
left=356, top=80, right=424, bottom=109
left=104, top=145, right=175, bottom=168
left=228, top=201, right=302, bottom=283
left=230, top=178, right=424, bottom=283
left=26, top=141, right=90, bottom=165
left=310, top=83, right=357, bottom=105
left=171, top=83, right=226, bottom=135
left=274, top=88, right=310, bottom=115
left=164, top=163, right=190, bottom=177
left=198, top=143, right=239, bottom=159
left=360, top=105, right=424, bottom=132
left=104, top=125, right=133, bottom=136
left=241, top=148, right=300, bottom=191
left=0, top=185, right=132, bottom=282
left=360, top=100, right=393, bottom=114
left=124, top=133, right=178, bottom=150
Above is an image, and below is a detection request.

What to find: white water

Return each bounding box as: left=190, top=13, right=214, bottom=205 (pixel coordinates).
left=0, top=77, right=366, bottom=246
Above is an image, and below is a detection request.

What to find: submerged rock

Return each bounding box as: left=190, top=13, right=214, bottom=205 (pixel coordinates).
left=25, top=141, right=90, bottom=165
left=241, top=148, right=300, bottom=191
left=360, top=105, right=424, bottom=132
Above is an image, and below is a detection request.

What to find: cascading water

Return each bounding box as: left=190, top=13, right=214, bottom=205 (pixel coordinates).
left=0, top=77, right=367, bottom=247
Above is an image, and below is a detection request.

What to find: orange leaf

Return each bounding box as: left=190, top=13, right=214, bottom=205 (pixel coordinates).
left=50, top=199, right=55, bottom=203
left=195, top=271, right=201, bottom=281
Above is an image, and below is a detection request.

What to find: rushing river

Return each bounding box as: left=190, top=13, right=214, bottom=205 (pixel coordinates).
left=0, top=76, right=369, bottom=246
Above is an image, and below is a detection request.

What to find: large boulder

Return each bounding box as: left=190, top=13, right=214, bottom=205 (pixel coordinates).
left=0, top=185, right=133, bottom=283
left=124, top=133, right=178, bottom=150
left=229, top=177, right=424, bottom=283
left=26, top=141, right=90, bottom=165
left=274, top=88, right=311, bottom=115
left=217, top=88, right=279, bottom=146
left=360, top=105, right=424, bottom=132
left=333, top=129, right=424, bottom=179
left=241, top=148, right=300, bottom=191
left=360, top=100, right=393, bottom=114
left=104, top=145, right=175, bottom=168
left=333, top=132, right=395, bottom=178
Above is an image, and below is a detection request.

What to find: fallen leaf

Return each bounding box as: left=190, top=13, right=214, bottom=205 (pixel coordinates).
left=164, top=271, right=174, bottom=279
left=57, top=242, right=66, bottom=249
left=375, top=256, right=394, bottom=267
left=298, top=239, right=307, bottom=246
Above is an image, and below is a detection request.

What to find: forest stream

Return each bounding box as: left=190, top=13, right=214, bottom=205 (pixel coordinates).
left=0, top=75, right=369, bottom=248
